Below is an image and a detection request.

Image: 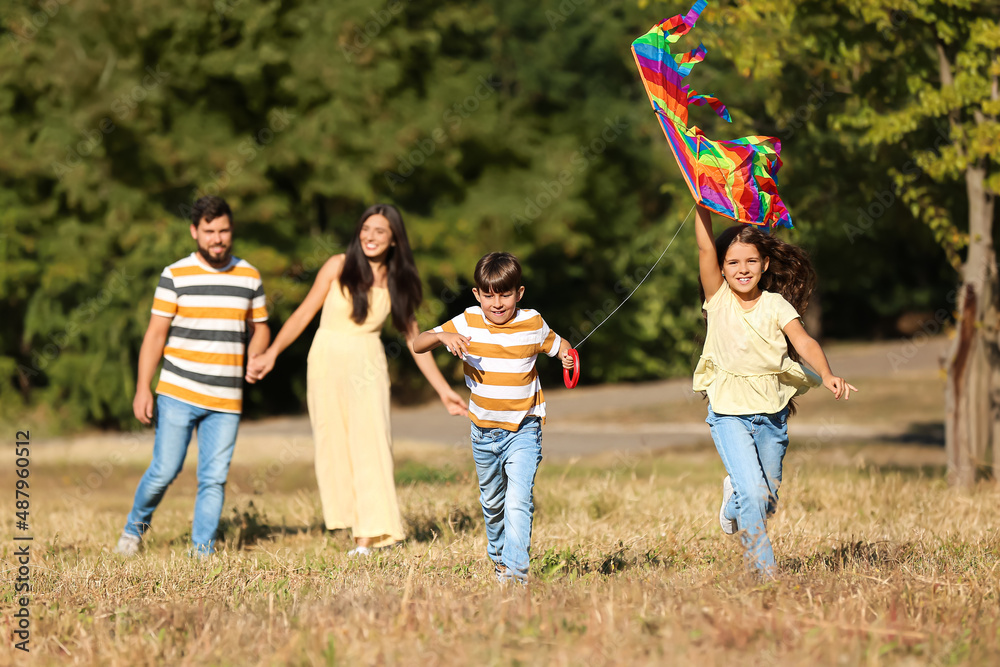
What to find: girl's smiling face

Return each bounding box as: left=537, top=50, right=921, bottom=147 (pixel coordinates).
left=722, top=241, right=769, bottom=298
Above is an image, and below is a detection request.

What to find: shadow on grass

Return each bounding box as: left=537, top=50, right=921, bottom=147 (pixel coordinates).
left=861, top=463, right=948, bottom=478
left=210, top=501, right=326, bottom=549
left=536, top=542, right=671, bottom=581
left=782, top=540, right=917, bottom=573
left=887, top=421, right=945, bottom=446
left=404, top=506, right=477, bottom=542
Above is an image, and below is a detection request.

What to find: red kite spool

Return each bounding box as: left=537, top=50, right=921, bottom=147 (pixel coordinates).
left=563, top=348, right=580, bottom=389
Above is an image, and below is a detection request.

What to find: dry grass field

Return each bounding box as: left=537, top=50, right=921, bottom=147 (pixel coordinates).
left=3, top=362, right=999, bottom=665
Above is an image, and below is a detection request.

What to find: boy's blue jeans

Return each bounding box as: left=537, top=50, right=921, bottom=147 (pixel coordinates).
left=124, top=394, right=240, bottom=554
left=706, top=404, right=790, bottom=578
left=470, top=417, right=543, bottom=582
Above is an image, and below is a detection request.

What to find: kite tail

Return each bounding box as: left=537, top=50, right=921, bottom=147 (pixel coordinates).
left=658, top=0, right=707, bottom=42
left=686, top=88, right=731, bottom=122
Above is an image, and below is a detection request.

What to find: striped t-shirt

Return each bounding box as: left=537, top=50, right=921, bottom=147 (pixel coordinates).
left=151, top=253, right=268, bottom=414
left=434, top=307, right=562, bottom=431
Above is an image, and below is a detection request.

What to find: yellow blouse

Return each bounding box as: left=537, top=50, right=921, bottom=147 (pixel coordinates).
left=692, top=280, right=820, bottom=415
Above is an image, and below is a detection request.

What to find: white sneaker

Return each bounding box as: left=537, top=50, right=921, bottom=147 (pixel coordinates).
left=720, top=476, right=737, bottom=535
left=114, top=533, right=142, bottom=556
left=347, top=545, right=372, bottom=558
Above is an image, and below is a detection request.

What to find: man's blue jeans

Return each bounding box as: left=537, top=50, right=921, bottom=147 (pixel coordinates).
left=706, top=404, right=790, bottom=578
left=471, top=417, right=543, bottom=582
left=124, top=394, right=240, bottom=554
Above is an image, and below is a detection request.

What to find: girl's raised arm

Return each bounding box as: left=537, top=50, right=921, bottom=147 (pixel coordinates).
left=695, top=205, right=724, bottom=300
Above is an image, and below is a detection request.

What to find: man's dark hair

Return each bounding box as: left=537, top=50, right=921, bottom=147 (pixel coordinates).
left=190, top=196, right=233, bottom=227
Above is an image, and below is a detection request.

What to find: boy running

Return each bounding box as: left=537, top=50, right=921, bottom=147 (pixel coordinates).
left=413, top=252, right=574, bottom=583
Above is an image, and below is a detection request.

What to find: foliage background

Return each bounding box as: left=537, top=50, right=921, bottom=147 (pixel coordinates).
left=1, top=0, right=984, bottom=430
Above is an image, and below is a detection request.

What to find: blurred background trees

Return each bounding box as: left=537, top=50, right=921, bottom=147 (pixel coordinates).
left=1, top=0, right=994, bottom=439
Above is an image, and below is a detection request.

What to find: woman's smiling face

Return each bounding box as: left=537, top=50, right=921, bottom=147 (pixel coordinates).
left=359, top=214, right=394, bottom=260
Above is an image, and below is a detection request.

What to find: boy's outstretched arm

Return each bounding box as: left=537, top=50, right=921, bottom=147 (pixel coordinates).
left=413, top=329, right=471, bottom=357
left=782, top=319, right=859, bottom=400
left=695, top=205, right=724, bottom=300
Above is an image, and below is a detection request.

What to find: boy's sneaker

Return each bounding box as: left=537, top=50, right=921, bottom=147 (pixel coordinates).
left=114, top=532, right=142, bottom=556
left=494, top=562, right=508, bottom=583
left=719, top=476, right=738, bottom=535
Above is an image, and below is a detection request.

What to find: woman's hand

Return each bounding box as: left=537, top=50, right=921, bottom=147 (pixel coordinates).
left=822, top=374, right=858, bottom=400
left=439, top=387, right=468, bottom=416
left=246, top=349, right=277, bottom=383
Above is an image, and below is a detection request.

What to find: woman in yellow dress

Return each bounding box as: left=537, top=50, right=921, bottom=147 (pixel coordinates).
left=248, top=204, right=467, bottom=554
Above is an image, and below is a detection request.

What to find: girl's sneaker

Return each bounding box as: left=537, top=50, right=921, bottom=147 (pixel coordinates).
left=719, top=476, right=737, bottom=535
left=347, top=545, right=372, bottom=558
left=114, top=532, right=141, bottom=556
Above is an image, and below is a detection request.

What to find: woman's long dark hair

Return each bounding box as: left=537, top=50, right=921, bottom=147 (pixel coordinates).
left=339, top=204, right=422, bottom=332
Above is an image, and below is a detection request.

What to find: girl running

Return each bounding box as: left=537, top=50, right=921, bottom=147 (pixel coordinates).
left=693, top=205, right=858, bottom=578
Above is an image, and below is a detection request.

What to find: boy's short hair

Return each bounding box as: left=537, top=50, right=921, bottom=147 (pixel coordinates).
left=474, top=252, right=522, bottom=294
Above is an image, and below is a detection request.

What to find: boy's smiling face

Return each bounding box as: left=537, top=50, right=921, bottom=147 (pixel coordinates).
left=472, top=285, right=525, bottom=325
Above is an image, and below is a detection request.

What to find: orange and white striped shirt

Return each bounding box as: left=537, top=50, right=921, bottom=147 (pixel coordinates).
left=151, top=253, right=268, bottom=414
left=434, top=307, right=562, bottom=431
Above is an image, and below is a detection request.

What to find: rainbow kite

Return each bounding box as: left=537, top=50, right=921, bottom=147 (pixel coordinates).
left=632, top=0, right=793, bottom=228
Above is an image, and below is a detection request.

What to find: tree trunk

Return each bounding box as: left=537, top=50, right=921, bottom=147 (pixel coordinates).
left=945, top=165, right=998, bottom=486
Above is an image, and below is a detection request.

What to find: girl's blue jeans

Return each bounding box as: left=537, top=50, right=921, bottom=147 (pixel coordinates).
left=124, top=394, right=240, bottom=555
left=706, top=404, right=790, bottom=578
left=470, top=417, right=543, bottom=582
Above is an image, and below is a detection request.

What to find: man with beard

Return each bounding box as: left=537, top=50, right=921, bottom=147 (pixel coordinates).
left=115, top=196, right=270, bottom=557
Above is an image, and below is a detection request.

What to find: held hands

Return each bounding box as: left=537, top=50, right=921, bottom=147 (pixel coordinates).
left=822, top=374, right=858, bottom=400
left=246, top=350, right=277, bottom=383
left=133, top=388, right=154, bottom=425
left=438, top=332, right=472, bottom=358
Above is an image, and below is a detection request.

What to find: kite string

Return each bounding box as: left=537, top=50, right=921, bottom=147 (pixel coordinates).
left=575, top=203, right=696, bottom=350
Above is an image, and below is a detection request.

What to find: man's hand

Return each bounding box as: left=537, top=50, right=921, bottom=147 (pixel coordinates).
left=133, top=388, right=155, bottom=425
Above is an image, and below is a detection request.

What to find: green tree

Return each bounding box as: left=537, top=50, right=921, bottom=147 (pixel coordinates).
left=717, top=0, right=998, bottom=483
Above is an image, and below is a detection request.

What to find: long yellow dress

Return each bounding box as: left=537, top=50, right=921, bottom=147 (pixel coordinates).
left=306, top=279, right=404, bottom=547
